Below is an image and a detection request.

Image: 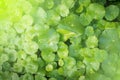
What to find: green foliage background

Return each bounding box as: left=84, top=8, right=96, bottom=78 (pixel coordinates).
left=0, top=0, right=120, bottom=80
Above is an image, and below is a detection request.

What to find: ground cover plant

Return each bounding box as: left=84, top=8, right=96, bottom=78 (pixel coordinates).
left=0, top=0, right=120, bottom=80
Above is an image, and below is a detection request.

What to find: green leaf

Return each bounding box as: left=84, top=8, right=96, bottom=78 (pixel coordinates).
left=61, top=13, right=84, bottom=34
left=86, top=36, right=98, bottom=48
left=94, top=50, right=108, bottom=62
left=2, top=62, right=11, bottom=71
left=35, top=7, right=47, bottom=23
left=45, top=64, right=53, bottom=72
left=41, top=51, right=55, bottom=62
left=13, top=59, right=24, bottom=73
left=38, top=28, right=59, bottom=52
left=85, top=26, right=94, bottom=37
left=1, top=71, right=12, bottom=80
left=44, top=0, right=54, bottom=9
left=61, top=0, right=75, bottom=8
left=79, top=0, right=91, bottom=7
left=79, top=13, right=93, bottom=26
left=49, top=77, right=57, bottom=80
left=105, top=5, right=119, bottom=21
left=57, top=42, right=68, bottom=59
left=22, top=73, right=34, bottom=80
left=63, top=57, right=76, bottom=70
left=20, top=15, right=33, bottom=26
left=11, top=73, right=19, bottom=80
left=56, top=4, right=69, bottom=17
left=57, top=27, right=76, bottom=41
left=47, top=10, right=61, bottom=26
left=91, top=0, right=106, bottom=5
left=0, top=54, right=9, bottom=65
left=87, top=3, right=105, bottom=20
left=102, top=53, right=118, bottom=77
left=58, top=59, right=64, bottom=66
left=25, top=61, right=38, bottom=74
left=35, top=74, right=47, bottom=80
left=23, top=41, right=38, bottom=55
left=8, top=52, right=17, bottom=62
left=37, top=58, right=45, bottom=68
left=99, top=29, right=120, bottom=53
left=88, top=73, right=111, bottom=80
left=0, top=31, right=8, bottom=45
